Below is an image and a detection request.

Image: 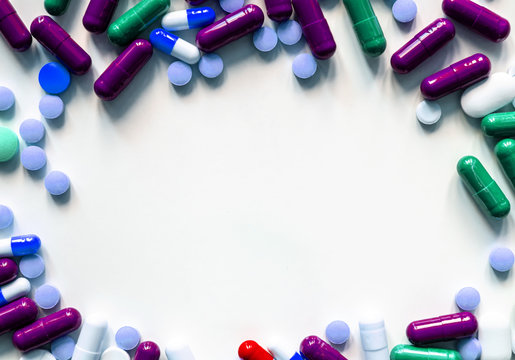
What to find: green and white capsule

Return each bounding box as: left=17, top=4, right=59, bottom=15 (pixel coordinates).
left=495, top=139, right=515, bottom=189
left=482, top=112, right=515, bottom=137
left=390, top=345, right=462, bottom=360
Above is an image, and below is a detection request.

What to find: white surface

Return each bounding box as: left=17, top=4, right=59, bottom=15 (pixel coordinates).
left=1, top=1, right=515, bottom=360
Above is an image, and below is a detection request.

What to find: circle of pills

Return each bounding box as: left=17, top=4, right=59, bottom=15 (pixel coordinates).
left=392, top=0, right=417, bottom=23
left=325, top=320, right=350, bottom=345
left=253, top=27, right=278, bottom=52
left=19, top=254, right=45, bottom=279
left=50, top=336, right=76, bottom=360
left=455, top=287, right=480, bottom=311
left=219, top=0, right=245, bottom=13
left=292, top=53, right=317, bottom=79
left=0, top=126, right=19, bottom=162
left=39, top=62, right=71, bottom=95
left=489, top=247, right=514, bottom=272
left=45, top=171, right=71, bottom=196
left=39, top=95, right=64, bottom=119
left=416, top=100, right=441, bottom=125
left=34, top=284, right=61, bottom=310
left=19, top=119, right=45, bottom=144
left=0, top=205, right=13, bottom=229
left=457, top=337, right=482, bottom=360
left=0, top=86, right=14, bottom=111
left=168, top=61, right=192, bottom=87
left=21, top=146, right=47, bottom=171
left=115, top=326, right=141, bottom=351
left=277, top=20, right=303, bottom=46
left=199, top=54, right=224, bottom=79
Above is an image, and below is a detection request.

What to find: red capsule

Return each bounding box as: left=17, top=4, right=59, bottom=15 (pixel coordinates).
left=238, top=340, right=274, bottom=360
left=0, top=0, right=32, bottom=51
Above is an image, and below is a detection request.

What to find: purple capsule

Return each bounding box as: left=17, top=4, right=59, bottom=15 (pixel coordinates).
left=0, top=258, right=17, bottom=285
left=264, top=0, right=292, bottom=22
left=83, top=0, right=119, bottom=34
left=135, top=341, right=161, bottom=360
left=406, top=312, right=478, bottom=345
left=0, top=0, right=32, bottom=51
left=300, top=336, right=347, bottom=360
left=0, top=297, right=38, bottom=336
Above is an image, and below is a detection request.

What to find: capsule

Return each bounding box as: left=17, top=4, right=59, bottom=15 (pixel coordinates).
left=482, top=112, right=515, bottom=137
left=390, top=345, right=462, bottom=360
left=0, top=258, right=17, bottom=285
left=391, top=18, right=455, bottom=74
left=108, top=0, right=170, bottom=46
left=420, top=53, right=490, bottom=100
left=478, top=312, right=511, bottom=360
left=342, top=0, right=386, bottom=57
left=186, top=0, right=207, bottom=5
left=359, top=318, right=389, bottom=360
left=494, top=139, right=515, bottom=189
left=0, top=297, right=38, bottom=336
left=407, top=312, right=478, bottom=345
left=134, top=341, right=160, bottom=360
left=0, top=0, right=32, bottom=51
left=264, top=0, right=292, bottom=22
left=442, top=0, right=510, bottom=43
left=44, top=0, right=71, bottom=16
left=300, top=336, right=347, bottom=360
left=71, top=316, right=108, bottom=360
left=162, top=8, right=215, bottom=31
left=0, top=234, right=40, bottom=257
left=291, top=0, right=336, bottom=59
left=149, top=28, right=200, bottom=64
left=196, top=5, right=264, bottom=53
left=13, top=307, right=82, bottom=352
left=83, top=0, right=119, bottom=34
left=31, top=16, right=92, bottom=75
left=94, top=39, right=153, bottom=101
left=0, top=278, right=30, bottom=306
left=239, top=340, right=274, bottom=360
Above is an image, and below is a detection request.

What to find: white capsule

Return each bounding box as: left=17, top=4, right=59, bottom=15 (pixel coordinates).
left=20, top=350, right=56, bottom=360
left=0, top=277, right=30, bottom=306
left=165, top=343, right=195, bottom=360
left=100, top=347, right=129, bottom=360
left=150, top=29, right=201, bottom=64
left=479, top=312, right=511, bottom=360
left=359, top=317, right=389, bottom=360
left=72, top=316, right=108, bottom=360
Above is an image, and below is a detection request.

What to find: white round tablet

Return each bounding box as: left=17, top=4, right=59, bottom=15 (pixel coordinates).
left=100, top=347, right=129, bottom=360
left=416, top=100, right=441, bottom=125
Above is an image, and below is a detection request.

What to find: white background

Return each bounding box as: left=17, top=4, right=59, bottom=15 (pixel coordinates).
left=1, top=0, right=515, bottom=359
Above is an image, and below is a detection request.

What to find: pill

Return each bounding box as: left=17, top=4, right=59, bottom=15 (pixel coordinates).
left=31, top=16, right=92, bottom=75
left=162, top=8, right=215, bottom=31
left=0, top=297, right=37, bottom=335
left=263, top=0, right=292, bottom=22
left=35, top=284, right=61, bottom=309
left=342, top=0, right=386, bottom=57
left=392, top=0, right=417, bottom=23
left=44, top=0, right=71, bottom=16
left=196, top=4, right=264, bottom=53
left=0, top=126, right=19, bottom=162
left=0, top=0, right=32, bottom=51
left=0, top=205, right=13, bottom=229
left=292, top=0, right=335, bottom=59
left=13, top=308, right=82, bottom=352
left=277, top=20, right=302, bottom=45
left=292, top=53, right=317, bottom=79
left=478, top=312, right=511, bottom=360
left=220, top=0, right=245, bottom=13
left=390, top=345, right=462, bottom=360
left=326, top=320, right=350, bottom=345
left=19, top=119, right=45, bottom=144
left=482, top=112, right=515, bottom=137
left=198, top=54, right=224, bottom=78
left=239, top=341, right=274, bottom=360
left=21, top=350, right=57, bottom=360
left=134, top=341, right=160, bottom=360
left=253, top=26, right=278, bottom=52
left=0, top=277, right=30, bottom=306
left=442, top=0, right=510, bottom=43
left=19, top=254, right=45, bottom=279
left=168, top=61, right=192, bottom=86
left=267, top=343, right=291, bottom=360
left=457, top=156, right=510, bottom=218
left=39, top=62, right=70, bottom=95
left=100, top=348, right=129, bottom=360
left=72, top=315, right=108, bottom=360
left=461, top=73, right=515, bottom=118
left=455, top=287, right=480, bottom=311
left=495, top=139, right=515, bottom=189
left=165, top=343, right=195, bottom=360
left=0, top=258, right=17, bottom=285
left=39, top=95, right=64, bottom=119
left=115, top=326, right=140, bottom=351
left=45, top=170, right=70, bottom=196
left=21, top=146, right=47, bottom=171
left=291, top=354, right=307, bottom=360
left=391, top=18, right=455, bottom=74
left=51, top=336, right=76, bottom=360
left=359, top=317, right=389, bottom=360
left=421, top=53, right=490, bottom=100
left=489, top=247, right=514, bottom=272
left=407, top=312, right=478, bottom=345
left=0, top=86, right=14, bottom=110
left=0, top=234, right=40, bottom=257
left=186, top=0, right=208, bottom=5
left=300, top=336, right=346, bottom=360
left=108, top=0, right=170, bottom=46
left=83, top=0, right=119, bottom=33
left=94, top=39, right=153, bottom=101
left=416, top=100, right=441, bottom=125
left=457, top=338, right=481, bottom=360
left=149, top=29, right=200, bottom=64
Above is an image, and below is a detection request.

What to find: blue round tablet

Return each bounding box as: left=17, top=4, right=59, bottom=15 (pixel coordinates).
left=0, top=86, right=14, bottom=111
left=39, top=63, right=71, bottom=95
left=39, top=95, right=64, bottom=119
left=219, top=0, right=244, bottom=13
left=199, top=54, right=224, bottom=79
left=21, top=146, right=47, bottom=171
left=0, top=205, right=13, bottom=229
left=115, top=326, right=141, bottom=351
left=277, top=20, right=303, bottom=45
left=489, top=247, right=514, bottom=272
left=253, top=26, right=278, bottom=52
left=45, top=171, right=70, bottom=196
left=457, top=338, right=481, bottom=360
left=392, top=0, right=417, bottom=23
left=326, top=320, right=350, bottom=345
left=51, top=336, right=75, bottom=360
left=35, top=284, right=61, bottom=309
left=19, top=119, right=45, bottom=144
left=168, top=61, right=192, bottom=86
left=19, top=254, right=45, bottom=279
left=292, top=53, right=317, bottom=79
left=455, top=287, right=480, bottom=311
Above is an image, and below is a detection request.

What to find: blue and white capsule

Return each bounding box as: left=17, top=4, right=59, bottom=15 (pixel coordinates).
left=162, top=7, right=216, bottom=31
left=150, top=28, right=201, bottom=64
left=0, top=235, right=41, bottom=257
left=0, top=278, right=31, bottom=306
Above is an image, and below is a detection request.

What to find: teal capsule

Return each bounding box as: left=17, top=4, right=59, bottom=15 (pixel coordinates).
left=495, top=138, right=515, bottom=188
left=481, top=112, right=515, bottom=137
left=391, top=345, right=462, bottom=360
left=45, top=0, right=71, bottom=16
left=457, top=155, right=510, bottom=218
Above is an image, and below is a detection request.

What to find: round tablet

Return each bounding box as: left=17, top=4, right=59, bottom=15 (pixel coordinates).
left=292, top=53, right=317, bottom=79
left=115, top=326, right=141, bottom=351
left=34, top=284, right=61, bottom=309
left=19, top=119, right=45, bottom=144
left=0, top=205, right=13, bottom=229
left=100, top=347, right=129, bottom=360
left=457, top=338, right=481, bottom=360
left=416, top=100, right=441, bottom=125
left=392, top=0, right=417, bottom=23
left=326, top=320, right=350, bottom=345
left=39, top=95, right=64, bottom=119
left=21, top=146, right=47, bottom=171
left=21, top=349, right=56, bottom=360
left=0, top=86, right=14, bottom=111
left=168, top=61, right=192, bottom=86
left=489, top=247, right=514, bottom=272
left=19, top=254, right=45, bottom=279
left=199, top=54, right=224, bottom=79
left=455, top=287, right=480, bottom=311
left=277, top=20, right=302, bottom=45
left=0, top=127, right=19, bottom=162
left=219, top=0, right=244, bottom=13
left=45, top=171, right=70, bottom=196
left=253, top=26, right=278, bottom=52
left=51, top=336, right=75, bottom=360
left=39, top=62, right=71, bottom=95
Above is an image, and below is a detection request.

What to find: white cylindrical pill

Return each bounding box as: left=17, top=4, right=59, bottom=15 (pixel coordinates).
left=165, top=344, right=195, bottom=360
left=479, top=312, right=511, bottom=360
left=359, top=317, right=389, bottom=360
left=461, top=73, right=515, bottom=118
left=0, top=277, right=30, bottom=305
left=99, top=347, right=128, bottom=360
left=72, top=316, right=108, bottom=360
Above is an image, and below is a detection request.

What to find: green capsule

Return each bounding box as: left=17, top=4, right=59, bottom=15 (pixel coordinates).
left=481, top=112, right=515, bottom=137
left=495, top=138, right=515, bottom=188
left=108, top=0, right=170, bottom=46
left=457, top=155, right=510, bottom=218
left=391, top=345, right=462, bottom=360
left=342, top=0, right=386, bottom=57
left=44, top=0, right=71, bottom=16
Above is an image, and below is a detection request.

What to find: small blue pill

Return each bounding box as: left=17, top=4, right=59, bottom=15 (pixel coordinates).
left=39, top=62, right=71, bottom=95
left=326, top=320, right=350, bottom=345
left=51, top=336, right=75, bottom=360
left=489, top=247, right=514, bottom=272
left=21, top=146, right=47, bottom=171
left=35, top=284, right=61, bottom=309
left=455, top=287, right=480, bottom=311
left=392, top=0, right=417, bottom=23
left=0, top=205, right=13, bottom=229
left=39, top=95, right=64, bottom=119
left=45, top=171, right=70, bottom=196
left=253, top=26, right=278, bottom=52
left=19, top=254, right=45, bottom=279
left=0, top=86, right=14, bottom=111
left=168, top=61, right=192, bottom=86
left=198, top=54, right=224, bottom=79
left=457, top=338, right=481, bottom=360
left=115, top=326, right=141, bottom=351
left=19, top=119, right=45, bottom=144
left=219, top=0, right=244, bottom=13
left=292, top=53, right=317, bottom=79
left=277, top=20, right=302, bottom=45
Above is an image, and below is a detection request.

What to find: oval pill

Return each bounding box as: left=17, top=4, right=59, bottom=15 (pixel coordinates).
left=407, top=312, right=478, bottom=345
left=45, top=170, right=70, bottom=196
left=198, top=54, right=223, bottom=79
left=0, top=258, right=17, bottom=285
left=239, top=340, right=274, bottom=360
left=455, top=287, right=480, bottom=311
left=44, top=0, right=71, bottom=16
left=0, top=297, right=38, bottom=336
left=19, top=119, right=45, bottom=144
left=162, top=8, right=215, bottom=31
left=115, top=326, right=140, bottom=351
left=392, top=0, right=417, bottom=23
left=326, top=320, right=350, bottom=345
left=134, top=341, right=160, bottom=360
left=390, top=345, right=462, bottom=360
left=83, top=0, right=119, bottom=33
left=0, top=234, right=41, bottom=257
left=300, top=336, right=347, bottom=360
left=489, top=247, right=514, bottom=273
left=72, top=315, right=108, bottom=360
left=149, top=29, right=200, bottom=64
left=0, top=0, right=32, bottom=51
left=264, top=0, right=292, bottom=22
left=482, top=112, right=515, bottom=137
left=495, top=139, right=515, bottom=188
left=19, top=254, right=45, bottom=279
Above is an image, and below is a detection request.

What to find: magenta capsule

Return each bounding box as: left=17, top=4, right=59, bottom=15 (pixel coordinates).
left=196, top=5, right=264, bottom=53
left=0, top=297, right=38, bottom=336
left=391, top=18, right=455, bottom=74
left=406, top=312, right=478, bottom=345
left=30, top=16, right=92, bottom=75
left=83, top=0, right=119, bottom=34
left=0, top=0, right=32, bottom=51
left=264, top=0, right=292, bottom=22
left=420, top=53, right=490, bottom=100
left=291, top=0, right=336, bottom=59
left=300, top=336, right=347, bottom=360
left=186, top=0, right=207, bottom=5
left=135, top=341, right=161, bottom=360
left=442, top=0, right=510, bottom=43
left=0, top=258, right=17, bottom=286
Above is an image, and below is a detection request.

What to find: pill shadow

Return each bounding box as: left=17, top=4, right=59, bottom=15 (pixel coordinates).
left=44, top=113, right=66, bottom=130
left=319, top=0, right=340, bottom=11
left=49, top=187, right=72, bottom=205
left=0, top=221, right=14, bottom=239
left=0, top=152, right=20, bottom=174
left=280, top=38, right=308, bottom=55
left=491, top=268, right=511, bottom=281
left=382, top=0, right=395, bottom=8
left=60, top=71, right=96, bottom=106
left=256, top=44, right=281, bottom=62
left=26, top=164, right=48, bottom=181
left=395, top=18, right=416, bottom=34
left=0, top=106, right=15, bottom=122
left=451, top=22, right=506, bottom=63
left=3, top=44, right=43, bottom=70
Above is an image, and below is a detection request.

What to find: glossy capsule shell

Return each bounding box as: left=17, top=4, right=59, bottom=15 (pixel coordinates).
left=0, top=0, right=32, bottom=51
left=264, top=0, right=292, bottom=22
left=83, top=0, right=120, bottom=33
left=391, top=18, right=455, bottom=74
left=0, top=278, right=30, bottom=306
left=495, top=139, right=515, bottom=189
left=442, top=0, right=510, bottom=43
left=482, top=112, right=515, bottom=137
left=420, top=53, right=490, bottom=100
left=72, top=316, right=108, bottom=360
left=31, top=16, right=91, bottom=75
left=390, top=345, right=462, bottom=360
left=0, top=297, right=38, bottom=336
left=407, top=312, right=478, bottom=345
left=238, top=340, right=274, bottom=360
left=162, top=8, right=215, bottom=31
left=196, top=5, right=264, bottom=53
left=13, top=307, right=82, bottom=352
left=150, top=28, right=200, bottom=64
left=0, top=258, right=17, bottom=286
left=291, top=0, right=336, bottom=59
left=0, top=234, right=41, bottom=257
left=44, top=0, right=71, bottom=16
left=300, top=336, right=347, bottom=360
left=134, top=341, right=161, bottom=360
